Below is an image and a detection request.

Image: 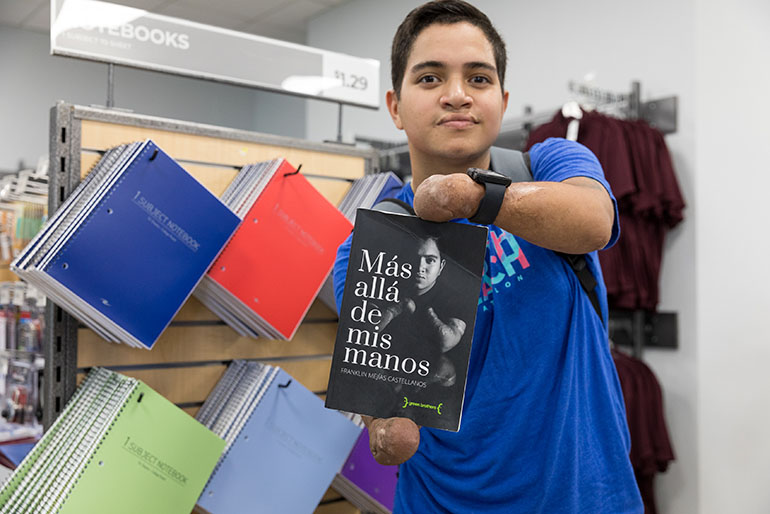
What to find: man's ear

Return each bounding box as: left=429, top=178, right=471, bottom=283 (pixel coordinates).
left=502, top=89, right=510, bottom=116
left=386, top=89, right=404, bottom=130
left=439, top=259, right=446, bottom=275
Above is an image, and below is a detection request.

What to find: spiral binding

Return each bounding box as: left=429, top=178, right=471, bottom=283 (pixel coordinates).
left=13, top=145, right=128, bottom=271
left=0, top=368, right=109, bottom=511
left=50, top=374, right=137, bottom=513
left=199, top=364, right=280, bottom=497
left=220, top=366, right=274, bottom=450
left=196, top=360, right=248, bottom=427
left=0, top=368, right=110, bottom=512
left=37, top=143, right=142, bottom=270
left=0, top=368, right=137, bottom=513
left=27, top=372, right=129, bottom=512
left=214, top=364, right=269, bottom=444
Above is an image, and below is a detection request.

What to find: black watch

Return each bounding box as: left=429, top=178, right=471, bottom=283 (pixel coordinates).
left=466, top=168, right=512, bottom=225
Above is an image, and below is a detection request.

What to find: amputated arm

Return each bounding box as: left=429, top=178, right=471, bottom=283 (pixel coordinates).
left=413, top=174, right=614, bottom=254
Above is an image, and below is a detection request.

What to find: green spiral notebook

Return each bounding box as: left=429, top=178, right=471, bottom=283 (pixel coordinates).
left=0, top=368, right=225, bottom=513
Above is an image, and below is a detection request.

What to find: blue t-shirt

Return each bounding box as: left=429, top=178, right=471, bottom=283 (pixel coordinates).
left=334, top=138, right=643, bottom=513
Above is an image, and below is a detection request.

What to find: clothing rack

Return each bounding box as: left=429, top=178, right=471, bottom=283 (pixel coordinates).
left=495, top=80, right=678, bottom=151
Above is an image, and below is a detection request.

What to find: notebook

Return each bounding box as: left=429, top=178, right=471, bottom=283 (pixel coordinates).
left=333, top=429, right=398, bottom=513
left=196, top=361, right=361, bottom=513
left=12, top=140, right=240, bottom=349
left=0, top=368, right=225, bottom=513
left=195, top=159, right=352, bottom=339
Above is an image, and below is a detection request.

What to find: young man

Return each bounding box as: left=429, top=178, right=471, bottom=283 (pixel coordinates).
left=333, top=1, right=644, bottom=512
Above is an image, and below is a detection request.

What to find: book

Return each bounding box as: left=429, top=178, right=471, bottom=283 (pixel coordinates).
left=195, top=360, right=361, bottom=514
left=194, top=159, right=353, bottom=340
left=11, top=140, right=240, bottom=349
left=325, top=209, right=488, bottom=431
left=0, top=368, right=225, bottom=513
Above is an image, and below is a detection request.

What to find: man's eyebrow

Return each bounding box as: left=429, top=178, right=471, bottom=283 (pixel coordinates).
left=409, top=60, right=497, bottom=74
left=465, top=61, right=497, bottom=72
left=410, top=60, right=445, bottom=74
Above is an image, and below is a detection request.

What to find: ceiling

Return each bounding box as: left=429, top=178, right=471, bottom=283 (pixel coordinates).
left=0, top=0, right=351, bottom=44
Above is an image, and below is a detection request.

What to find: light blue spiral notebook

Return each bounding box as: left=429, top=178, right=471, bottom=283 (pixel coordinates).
left=197, top=368, right=361, bottom=514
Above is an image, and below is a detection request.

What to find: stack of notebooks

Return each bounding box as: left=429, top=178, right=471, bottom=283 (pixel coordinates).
left=195, top=360, right=361, bottom=514
left=333, top=430, right=398, bottom=513
left=336, top=171, right=403, bottom=224
left=0, top=368, right=225, bottom=513
left=318, top=171, right=403, bottom=312
left=11, top=140, right=240, bottom=349
left=193, top=159, right=352, bottom=340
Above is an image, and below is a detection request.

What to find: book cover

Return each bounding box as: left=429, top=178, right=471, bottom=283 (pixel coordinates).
left=205, top=160, right=352, bottom=339
left=197, top=368, right=361, bottom=514
left=325, top=209, right=488, bottom=431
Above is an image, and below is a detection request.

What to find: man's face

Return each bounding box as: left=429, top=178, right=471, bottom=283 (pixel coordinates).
left=415, top=238, right=445, bottom=295
left=387, top=21, right=509, bottom=166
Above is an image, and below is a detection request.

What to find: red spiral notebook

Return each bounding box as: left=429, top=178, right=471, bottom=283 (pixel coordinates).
left=199, top=159, right=352, bottom=340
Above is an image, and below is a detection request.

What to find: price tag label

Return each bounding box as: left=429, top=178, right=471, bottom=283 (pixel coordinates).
left=321, top=51, right=380, bottom=109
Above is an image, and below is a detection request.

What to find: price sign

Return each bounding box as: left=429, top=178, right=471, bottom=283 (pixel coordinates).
left=51, top=0, right=381, bottom=109
left=321, top=51, right=380, bottom=108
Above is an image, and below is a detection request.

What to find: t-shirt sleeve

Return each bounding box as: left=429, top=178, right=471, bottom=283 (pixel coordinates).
left=529, top=137, right=621, bottom=249
left=333, top=232, right=354, bottom=312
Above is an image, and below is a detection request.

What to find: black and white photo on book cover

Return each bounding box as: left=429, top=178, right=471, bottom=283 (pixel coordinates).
left=326, top=208, right=488, bottom=431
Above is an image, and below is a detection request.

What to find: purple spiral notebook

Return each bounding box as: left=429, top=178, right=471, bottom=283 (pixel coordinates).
left=340, top=430, right=398, bottom=511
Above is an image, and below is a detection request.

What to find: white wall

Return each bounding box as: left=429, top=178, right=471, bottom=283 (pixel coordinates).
left=0, top=24, right=306, bottom=172
left=308, top=1, right=699, bottom=512
left=695, top=0, right=770, bottom=512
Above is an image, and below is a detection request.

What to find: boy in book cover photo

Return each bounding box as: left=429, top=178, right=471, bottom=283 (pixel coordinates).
left=332, top=0, right=644, bottom=512
left=378, top=233, right=467, bottom=389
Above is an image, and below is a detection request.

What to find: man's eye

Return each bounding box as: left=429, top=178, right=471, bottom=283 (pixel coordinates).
left=418, top=75, right=439, bottom=84
left=470, top=75, right=491, bottom=84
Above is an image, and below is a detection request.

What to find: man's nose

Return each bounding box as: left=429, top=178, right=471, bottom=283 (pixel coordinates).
left=440, top=77, right=472, bottom=110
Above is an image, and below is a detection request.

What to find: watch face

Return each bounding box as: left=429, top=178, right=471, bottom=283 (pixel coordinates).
left=467, top=168, right=512, bottom=186
left=485, top=171, right=510, bottom=184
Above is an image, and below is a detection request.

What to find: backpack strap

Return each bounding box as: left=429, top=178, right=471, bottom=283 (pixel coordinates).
left=556, top=252, right=603, bottom=324
left=489, top=146, right=532, bottom=182
left=371, top=197, right=415, bottom=216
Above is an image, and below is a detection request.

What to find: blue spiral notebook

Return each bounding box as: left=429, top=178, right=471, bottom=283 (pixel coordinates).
left=12, top=140, right=240, bottom=349
left=197, top=367, right=361, bottom=514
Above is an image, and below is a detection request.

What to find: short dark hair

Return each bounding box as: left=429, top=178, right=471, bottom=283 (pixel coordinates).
left=391, top=0, right=507, bottom=97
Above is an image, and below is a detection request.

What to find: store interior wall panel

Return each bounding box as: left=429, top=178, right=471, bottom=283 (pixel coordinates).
left=79, top=119, right=366, bottom=180
left=77, top=317, right=338, bottom=368
left=59, top=109, right=367, bottom=513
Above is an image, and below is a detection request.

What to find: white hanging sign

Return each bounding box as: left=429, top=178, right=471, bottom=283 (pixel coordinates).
left=50, top=0, right=380, bottom=109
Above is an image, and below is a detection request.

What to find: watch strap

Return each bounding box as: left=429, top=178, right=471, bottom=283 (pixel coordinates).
left=468, top=181, right=506, bottom=225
